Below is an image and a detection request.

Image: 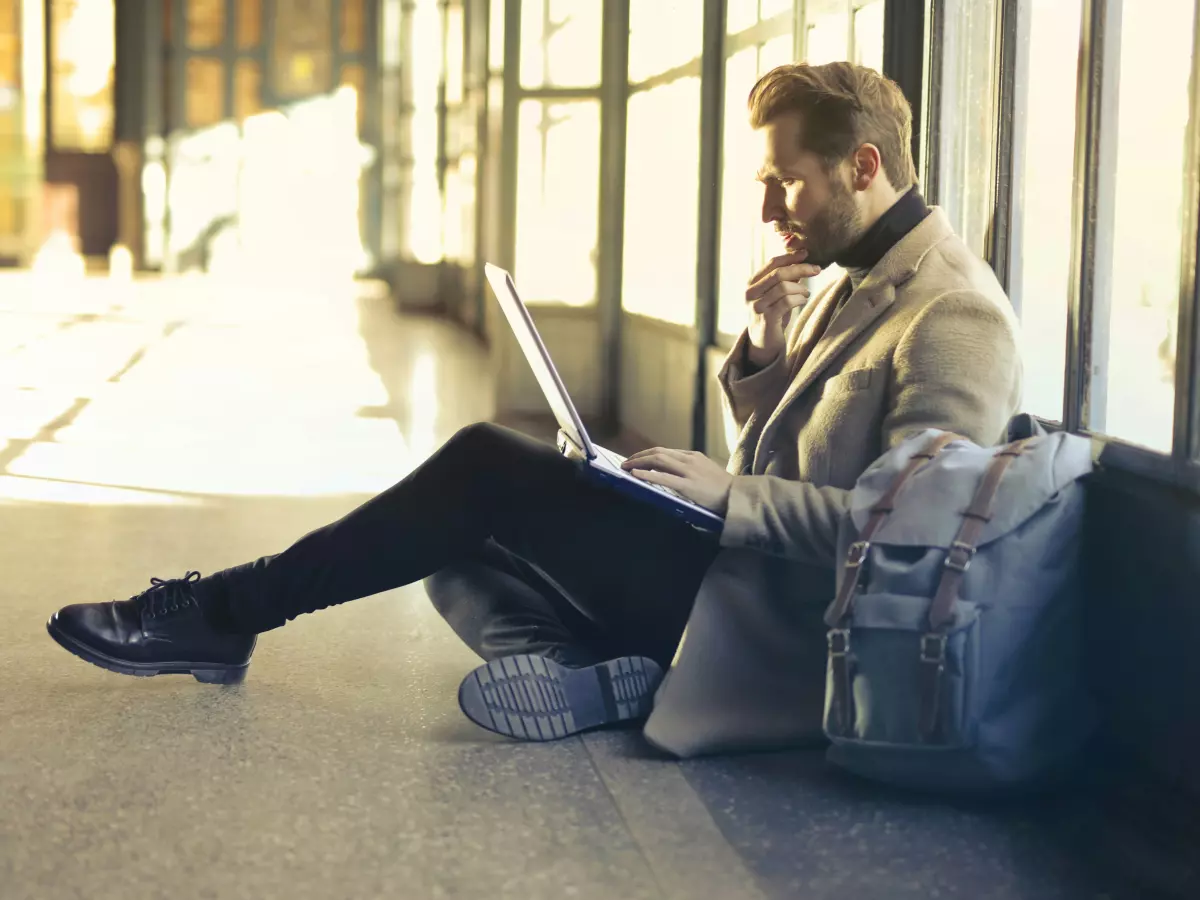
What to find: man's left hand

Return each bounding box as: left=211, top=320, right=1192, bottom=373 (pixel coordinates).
left=621, top=448, right=734, bottom=515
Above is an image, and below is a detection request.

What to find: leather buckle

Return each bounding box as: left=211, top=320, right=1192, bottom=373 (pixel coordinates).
left=827, top=628, right=851, bottom=656
left=919, top=632, right=947, bottom=665
left=845, top=541, right=870, bottom=568
left=943, top=541, right=976, bottom=573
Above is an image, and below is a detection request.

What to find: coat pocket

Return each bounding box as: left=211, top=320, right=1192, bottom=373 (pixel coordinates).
left=820, top=366, right=876, bottom=398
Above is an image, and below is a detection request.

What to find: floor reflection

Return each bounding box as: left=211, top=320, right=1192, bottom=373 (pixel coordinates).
left=0, top=270, right=489, bottom=504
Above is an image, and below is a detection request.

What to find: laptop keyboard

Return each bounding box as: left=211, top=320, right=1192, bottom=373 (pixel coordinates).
left=596, top=447, right=691, bottom=503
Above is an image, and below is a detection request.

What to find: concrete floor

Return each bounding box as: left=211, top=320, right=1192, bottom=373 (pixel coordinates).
left=0, top=271, right=1134, bottom=900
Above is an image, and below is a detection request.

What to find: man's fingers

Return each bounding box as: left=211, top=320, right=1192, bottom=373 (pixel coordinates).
left=621, top=450, right=691, bottom=476
left=751, top=281, right=810, bottom=315
left=746, top=263, right=824, bottom=301
left=623, top=447, right=691, bottom=465
left=748, top=250, right=808, bottom=285
left=628, top=467, right=690, bottom=493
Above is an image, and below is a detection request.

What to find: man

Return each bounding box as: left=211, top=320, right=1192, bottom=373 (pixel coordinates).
left=46, top=62, right=1021, bottom=748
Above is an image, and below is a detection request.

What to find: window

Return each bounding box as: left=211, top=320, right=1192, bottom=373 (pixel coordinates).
left=622, top=1, right=705, bottom=325
left=929, top=0, right=999, bottom=259
left=805, top=2, right=849, bottom=63
left=622, top=78, right=703, bottom=324
left=514, top=100, right=600, bottom=305
left=718, top=6, right=801, bottom=338
left=853, top=1, right=886, bottom=72
left=405, top=0, right=443, bottom=263
left=489, top=0, right=505, bottom=71
left=1096, top=0, right=1196, bottom=451
left=1008, top=0, right=1083, bottom=423
left=49, top=0, right=115, bottom=152
left=628, top=0, right=704, bottom=84
left=519, top=0, right=602, bottom=89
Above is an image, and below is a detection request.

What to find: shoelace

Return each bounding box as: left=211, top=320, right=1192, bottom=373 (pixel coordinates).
left=138, top=570, right=202, bottom=620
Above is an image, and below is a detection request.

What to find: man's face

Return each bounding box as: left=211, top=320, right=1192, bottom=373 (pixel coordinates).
left=756, top=112, right=864, bottom=267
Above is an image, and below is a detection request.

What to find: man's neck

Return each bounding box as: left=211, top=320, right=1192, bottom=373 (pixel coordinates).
left=834, top=186, right=931, bottom=271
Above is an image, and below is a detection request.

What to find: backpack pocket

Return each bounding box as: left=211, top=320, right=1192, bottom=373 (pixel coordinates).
left=824, top=592, right=982, bottom=749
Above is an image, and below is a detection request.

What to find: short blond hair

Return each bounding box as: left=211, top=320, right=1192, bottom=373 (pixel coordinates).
left=748, top=61, right=917, bottom=190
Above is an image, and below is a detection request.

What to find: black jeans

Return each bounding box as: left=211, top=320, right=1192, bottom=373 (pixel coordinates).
left=202, top=423, right=719, bottom=668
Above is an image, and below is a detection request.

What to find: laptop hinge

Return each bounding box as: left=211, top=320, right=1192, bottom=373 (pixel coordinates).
left=556, top=429, right=591, bottom=459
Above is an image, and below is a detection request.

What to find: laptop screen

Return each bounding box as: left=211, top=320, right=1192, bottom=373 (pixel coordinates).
left=483, top=264, right=594, bottom=459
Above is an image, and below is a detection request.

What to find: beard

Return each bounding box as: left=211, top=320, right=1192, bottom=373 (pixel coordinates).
left=792, top=179, right=864, bottom=268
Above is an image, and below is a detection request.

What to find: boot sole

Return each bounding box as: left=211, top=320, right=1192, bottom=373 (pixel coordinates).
left=46, top=617, right=250, bottom=685
left=458, top=654, right=662, bottom=741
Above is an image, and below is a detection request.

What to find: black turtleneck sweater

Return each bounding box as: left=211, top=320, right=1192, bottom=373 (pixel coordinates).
left=835, top=186, right=931, bottom=273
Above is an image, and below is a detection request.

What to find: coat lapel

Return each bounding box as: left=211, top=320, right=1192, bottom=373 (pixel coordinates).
left=746, top=207, right=957, bottom=473
left=752, top=282, right=895, bottom=472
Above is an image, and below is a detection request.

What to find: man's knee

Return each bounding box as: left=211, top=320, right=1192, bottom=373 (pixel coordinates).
left=444, top=421, right=560, bottom=471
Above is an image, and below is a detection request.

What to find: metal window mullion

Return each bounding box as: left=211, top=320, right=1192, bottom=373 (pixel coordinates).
left=844, top=0, right=854, bottom=60
left=222, top=0, right=235, bottom=120
left=922, top=0, right=944, bottom=203
left=987, top=0, right=1021, bottom=297
left=597, top=0, right=629, bottom=433
left=1176, top=0, right=1200, bottom=461
left=1064, top=0, right=1121, bottom=435
left=999, top=0, right=1031, bottom=318
left=517, top=86, right=601, bottom=100
left=498, top=0, right=519, bottom=272
left=692, top=0, right=726, bottom=453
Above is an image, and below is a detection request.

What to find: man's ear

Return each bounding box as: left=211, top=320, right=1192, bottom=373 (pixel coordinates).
left=851, top=144, right=883, bottom=190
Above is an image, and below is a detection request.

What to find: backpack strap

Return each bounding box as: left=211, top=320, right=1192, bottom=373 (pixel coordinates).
left=917, top=437, right=1038, bottom=740
left=823, top=430, right=962, bottom=735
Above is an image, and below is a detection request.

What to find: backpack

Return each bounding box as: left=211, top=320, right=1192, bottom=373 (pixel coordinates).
left=821, top=417, right=1099, bottom=793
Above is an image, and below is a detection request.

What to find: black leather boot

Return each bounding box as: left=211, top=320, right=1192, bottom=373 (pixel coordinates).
left=46, top=571, right=255, bottom=684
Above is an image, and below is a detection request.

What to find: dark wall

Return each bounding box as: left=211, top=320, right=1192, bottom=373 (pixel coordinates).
left=1085, top=467, right=1200, bottom=799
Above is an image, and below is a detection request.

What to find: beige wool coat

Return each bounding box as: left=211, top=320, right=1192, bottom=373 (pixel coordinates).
left=642, top=208, right=1024, bottom=757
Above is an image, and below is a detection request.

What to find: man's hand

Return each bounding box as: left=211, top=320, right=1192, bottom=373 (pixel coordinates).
left=745, top=250, right=822, bottom=368
left=621, top=448, right=734, bottom=515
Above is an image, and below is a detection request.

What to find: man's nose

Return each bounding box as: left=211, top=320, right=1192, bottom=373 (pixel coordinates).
left=761, top=184, right=783, bottom=224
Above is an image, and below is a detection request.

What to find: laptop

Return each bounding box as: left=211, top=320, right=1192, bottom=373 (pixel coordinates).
left=484, top=263, right=725, bottom=533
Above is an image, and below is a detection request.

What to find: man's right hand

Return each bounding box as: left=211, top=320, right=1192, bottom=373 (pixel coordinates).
left=744, top=250, right=822, bottom=368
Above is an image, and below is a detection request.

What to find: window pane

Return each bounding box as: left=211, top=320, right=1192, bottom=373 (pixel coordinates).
left=805, top=9, right=849, bottom=64
left=728, top=0, right=758, bottom=33
left=759, top=0, right=794, bottom=20
left=1098, top=0, right=1196, bottom=451
left=718, top=48, right=764, bottom=336
left=515, top=100, right=600, bottom=305
left=185, top=57, right=224, bottom=129
left=340, top=0, right=365, bottom=54
left=760, top=33, right=795, bottom=72
left=520, top=0, right=601, bottom=89
left=187, top=0, right=223, bottom=49
left=629, top=0, right=704, bottom=83
left=853, top=1, right=886, bottom=72
left=932, top=0, right=998, bottom=258
left=50, top=0, right=115, bottom=152
left=489, top=0, right=505, bottom=70
left=445, top=5, right=464, bottom=105
left=1011, top=0, right=1082, bottom=423
left=623, top=78, right=702, bottom=324
left=237, top=0, right=262, bottom=50
left=235, top=60, right=263, bottom=122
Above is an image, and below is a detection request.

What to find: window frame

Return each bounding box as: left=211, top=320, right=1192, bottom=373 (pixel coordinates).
left=622, top=1, right=707, bottom=327
left=938, top=0, right=1200, bottom=492
left=713, top=2, right=799, bottom=351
